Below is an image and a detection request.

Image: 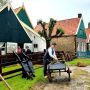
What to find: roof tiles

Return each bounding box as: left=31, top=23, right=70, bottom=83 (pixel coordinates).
left=35, top=18, right=80, bottom=36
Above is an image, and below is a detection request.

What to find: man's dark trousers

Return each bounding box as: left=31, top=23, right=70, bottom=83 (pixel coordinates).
left=43, top=58, right=50, bottom=76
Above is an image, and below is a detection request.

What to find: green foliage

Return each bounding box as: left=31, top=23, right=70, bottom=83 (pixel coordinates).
left=38, top=31, right=43, bottom=37
left=37, top=20, right=47, bottom=39
left=38, top=31, right=51, bottom=41
left=49, top=18, right=56, bottom=37
left=43, top=22, right=46, bottom=26
left=37, top=18, right=56, bottom=48
left=37, top=20, right=42, bottom=25
left=56, top=28, right=64, bottom=36
left=67, top=58, right=90, bottom=66
left=38, top=30, right=47, bottom=39
left=49, top=18, right=56, bottom=29
left=37, top=20, right=46, bottom=28
left=47, top=38, right=51, bottom=41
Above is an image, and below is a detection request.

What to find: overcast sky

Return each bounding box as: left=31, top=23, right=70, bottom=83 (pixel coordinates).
left=11, top=0, right=90, bottom=28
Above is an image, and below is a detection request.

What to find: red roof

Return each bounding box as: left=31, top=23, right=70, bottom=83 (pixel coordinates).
left=34, top=23, right=43, bottom=33
left=86, top=28, right=90, bottom=43
left=34, top=18, right=81, bottom=36
left=14, top=7, right=21, bottom=13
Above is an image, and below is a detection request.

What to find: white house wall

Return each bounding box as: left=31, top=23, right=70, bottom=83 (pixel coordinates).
left=34, top=35, right=46, bottom=52
left=76, top=38, right=86, bottom=52
left=24, top=27, right=46, bottom=52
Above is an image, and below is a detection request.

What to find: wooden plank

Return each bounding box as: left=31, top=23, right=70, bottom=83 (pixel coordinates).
left=2, top=68, right=22, bottom=76
left=0, top=58, right=2, bottom=74
left=2, top=61, right=18, bottom=67
left=0, top=53, right=43, bottom=76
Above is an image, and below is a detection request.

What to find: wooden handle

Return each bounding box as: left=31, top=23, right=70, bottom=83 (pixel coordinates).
left=0, top=74, right=12, bottom=90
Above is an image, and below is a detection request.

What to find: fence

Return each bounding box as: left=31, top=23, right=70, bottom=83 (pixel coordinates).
left=0, top=51, right=75, bottom=76
left=77, top=51, right=90, bottom=58
left=0, top=52, right=44, bottom=76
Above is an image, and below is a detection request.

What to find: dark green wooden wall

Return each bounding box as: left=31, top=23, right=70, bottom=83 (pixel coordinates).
left=17, top=8, right=33, bottom=29
left=0, top=7, right=32, bottom=43
left=77, top=20, right=87, bottom=39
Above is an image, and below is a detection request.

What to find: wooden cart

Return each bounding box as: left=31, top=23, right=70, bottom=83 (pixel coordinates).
left=47, top=61, right=71, bottom=82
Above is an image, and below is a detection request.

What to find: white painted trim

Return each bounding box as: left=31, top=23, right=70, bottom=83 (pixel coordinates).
left=16, top=4, right=34, bottom=29
left=10, top=3, right=45, bottom=41
left=23, top=5, right=34, bottom=29
left=0, top=3, right=8, bottom=12
left=10, top=3, right=31, bottom=39
left=20, top=21, right=46, bottom=41
left=8, top=2, right=10, bottom=11
left=75, top=17, right=82, bottom=35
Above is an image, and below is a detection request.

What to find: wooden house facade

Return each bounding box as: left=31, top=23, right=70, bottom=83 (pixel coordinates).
left=0, top=3, right=32, bottom=54
left=14, top=5, right=46, bottom=52
left=86, top=23, right=90, bottom=51
left=35, top=14, right=87, bottom=57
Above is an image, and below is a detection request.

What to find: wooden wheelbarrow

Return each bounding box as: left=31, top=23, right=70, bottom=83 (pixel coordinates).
left=47, top=61, right=71, bottom=82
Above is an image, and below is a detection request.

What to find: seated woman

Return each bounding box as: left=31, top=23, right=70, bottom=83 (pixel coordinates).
left=25, top=46, right=32, bottom=55
left=17, top=46, right=22, bottom=54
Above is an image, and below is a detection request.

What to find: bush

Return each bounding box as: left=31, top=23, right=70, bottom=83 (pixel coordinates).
left=56, top=28, right=64, bottom=36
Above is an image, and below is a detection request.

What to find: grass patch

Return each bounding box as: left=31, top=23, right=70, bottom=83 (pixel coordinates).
left=72, top=69, right=88, bottom=79
left=67, top=58, right=90, bottom=66
left=0, top=65, right=46, bottom=90
left=1, top=58, right=90, bottom=90
left=2, top=64, right=21, bottom=73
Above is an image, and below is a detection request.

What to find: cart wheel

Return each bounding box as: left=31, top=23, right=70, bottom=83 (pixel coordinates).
left=48, top=76, right=52, bottom=82
left=47, top=70, right=52, bottom=82
left=67, top=68, right=71, bottom=81
left=68, top=71, right=71, bottom=81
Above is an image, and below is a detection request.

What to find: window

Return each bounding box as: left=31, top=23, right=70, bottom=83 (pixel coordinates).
left=34, top=44, right=38, bottom=48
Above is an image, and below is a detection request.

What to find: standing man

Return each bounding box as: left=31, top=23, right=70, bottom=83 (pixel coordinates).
left=43, top=43, right=58, bottom=77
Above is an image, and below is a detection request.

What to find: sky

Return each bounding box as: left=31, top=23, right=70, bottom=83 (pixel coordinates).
left=11, top=0, right=90, bottom=28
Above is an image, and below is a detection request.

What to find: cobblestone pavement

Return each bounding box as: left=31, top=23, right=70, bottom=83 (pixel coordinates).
left=31, top=66, right=90, bottom=90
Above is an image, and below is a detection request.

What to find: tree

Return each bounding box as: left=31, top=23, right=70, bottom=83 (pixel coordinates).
left=37, top=18, right=64, bottom=49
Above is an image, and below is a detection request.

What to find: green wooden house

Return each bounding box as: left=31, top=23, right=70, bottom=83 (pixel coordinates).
left=76, top=18, right=87, bottom=57
left=14, top=5, right=34, bottom=29
left=14, top=5, right=46, bottom=52
left=0, top=3, right=32, bottom=43
left=0, top=3, right=32, bottom=53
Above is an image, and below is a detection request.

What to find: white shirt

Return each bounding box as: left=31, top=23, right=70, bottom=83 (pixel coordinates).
left=48, top=47, right=56, bottom=59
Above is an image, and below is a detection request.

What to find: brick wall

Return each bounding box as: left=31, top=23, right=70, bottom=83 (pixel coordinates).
left=51, top=35, right=76, bottom=53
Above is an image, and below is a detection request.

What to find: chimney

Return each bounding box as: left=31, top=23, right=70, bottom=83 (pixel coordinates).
left=88, top=22, right=90, bottom=28
left=78, top=13, right=82, bottom=18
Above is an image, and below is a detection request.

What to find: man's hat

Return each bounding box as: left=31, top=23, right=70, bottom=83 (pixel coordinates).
left=52, top=43, right=56, bottom=45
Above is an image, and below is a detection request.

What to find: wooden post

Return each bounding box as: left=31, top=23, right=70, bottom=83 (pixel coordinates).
left=5, top=42, right=7, bottom=54
left=0, top=57, right=2, bottom=74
